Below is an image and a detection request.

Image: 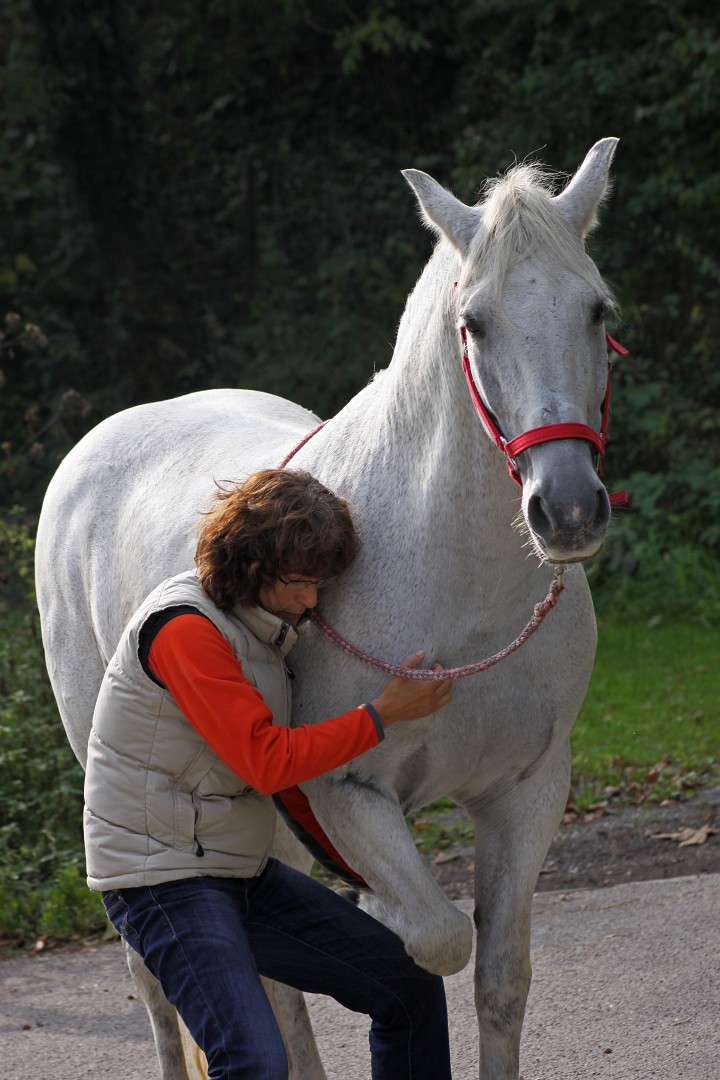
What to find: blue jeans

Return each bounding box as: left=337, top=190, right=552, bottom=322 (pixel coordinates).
left=103, top=859, right=451, bottom=1080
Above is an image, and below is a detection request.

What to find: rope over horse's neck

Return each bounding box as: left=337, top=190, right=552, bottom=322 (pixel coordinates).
left=308, top=568, right=565, bottom=681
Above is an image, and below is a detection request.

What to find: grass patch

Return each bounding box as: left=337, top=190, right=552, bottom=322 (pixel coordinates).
left=408, top=800, right=473, bottom=855
left=409, top=617, right=720, bottom=850
left=571, top=616, right=720, bottom=807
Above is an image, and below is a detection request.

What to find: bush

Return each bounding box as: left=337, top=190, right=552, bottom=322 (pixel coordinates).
left=0, top=513, right=92, bottom=947
left=586, top=475, right=720, bottom=625
left=37, top=865, right=107, bottom=941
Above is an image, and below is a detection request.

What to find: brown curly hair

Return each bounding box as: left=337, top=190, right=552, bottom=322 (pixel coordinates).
left=195, top=469, right=358, bottom=610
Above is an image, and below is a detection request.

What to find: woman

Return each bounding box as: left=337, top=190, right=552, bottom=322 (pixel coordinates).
left=84, top=468, right=453, bottom=1080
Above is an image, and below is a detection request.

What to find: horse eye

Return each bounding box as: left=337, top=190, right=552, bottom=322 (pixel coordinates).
left=463, top=313, right=486, bottom=338
left=591, top=300, right=608, bottom=325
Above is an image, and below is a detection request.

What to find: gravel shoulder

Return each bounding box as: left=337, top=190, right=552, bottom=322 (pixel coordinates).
left=420, top=784, right=720, bottom=899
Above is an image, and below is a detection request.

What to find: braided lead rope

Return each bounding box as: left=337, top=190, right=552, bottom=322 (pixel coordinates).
left=278, top=421, right=329, bottom=469
left=308, top=568, right=565, bottom=682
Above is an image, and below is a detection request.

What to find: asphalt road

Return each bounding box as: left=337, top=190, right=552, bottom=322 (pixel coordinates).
left=2, top=873, right=719, bottom=1079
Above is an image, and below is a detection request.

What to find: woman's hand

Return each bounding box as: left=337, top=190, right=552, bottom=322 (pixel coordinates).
left=370, top=651, right=452, bottom=728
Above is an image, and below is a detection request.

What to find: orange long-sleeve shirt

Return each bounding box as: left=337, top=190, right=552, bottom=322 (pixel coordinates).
left=147, top=614, right=382, bottom=795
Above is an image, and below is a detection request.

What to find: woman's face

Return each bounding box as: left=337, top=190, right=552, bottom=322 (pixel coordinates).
left=258, top=574, right=322, bottom=625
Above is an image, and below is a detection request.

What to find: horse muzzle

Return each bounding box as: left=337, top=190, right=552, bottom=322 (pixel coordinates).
left=523, top=459, right=611, bottom=563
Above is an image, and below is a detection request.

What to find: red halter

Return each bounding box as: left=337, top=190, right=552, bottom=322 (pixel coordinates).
left=460, top=325, right=629, bottom=507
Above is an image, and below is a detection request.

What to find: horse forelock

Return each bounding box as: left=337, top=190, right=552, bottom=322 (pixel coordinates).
left=458, top=162, right=615, bottom=308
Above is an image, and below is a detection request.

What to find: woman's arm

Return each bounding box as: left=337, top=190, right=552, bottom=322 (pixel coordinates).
left=147, top=614, right=381, bottom=794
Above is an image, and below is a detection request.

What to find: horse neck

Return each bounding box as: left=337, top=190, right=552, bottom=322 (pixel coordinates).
left=300, top=244, right=530, bottom=591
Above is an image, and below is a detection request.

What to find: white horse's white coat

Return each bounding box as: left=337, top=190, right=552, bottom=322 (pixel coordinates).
left=36, top=139, right=620, bottom=1080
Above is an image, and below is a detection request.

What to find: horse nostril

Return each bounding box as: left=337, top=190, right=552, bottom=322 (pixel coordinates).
left=594, top=487, right=611, bottom=531
left=528, top=486, right=610, bottom=544
left=527, top=493, right=555, bottom=538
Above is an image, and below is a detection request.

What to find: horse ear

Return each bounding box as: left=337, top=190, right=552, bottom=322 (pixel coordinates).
left=553, top=137, right=619, bottom=237
left=402, top=169, right=481, bottom=255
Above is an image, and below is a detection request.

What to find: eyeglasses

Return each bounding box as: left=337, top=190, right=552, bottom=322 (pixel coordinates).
left=277, top=574, right=326, bottom=591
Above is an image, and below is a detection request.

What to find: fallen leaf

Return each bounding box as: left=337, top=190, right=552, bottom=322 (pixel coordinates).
left=648, top=825, right=718, bottom=847
left=679, top=825, right=718, bottom=847
left=433, top=851, right=458, bottom=864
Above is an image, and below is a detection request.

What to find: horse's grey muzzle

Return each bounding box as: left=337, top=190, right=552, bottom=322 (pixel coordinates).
left=526, top=483, right=611, bottom=562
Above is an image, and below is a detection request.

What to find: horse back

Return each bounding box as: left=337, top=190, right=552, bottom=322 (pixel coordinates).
left=35, top=388, right=317, bottom=761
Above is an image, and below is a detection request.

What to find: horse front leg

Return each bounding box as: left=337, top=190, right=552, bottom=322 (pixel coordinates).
left=304, top=773, right=474, bottom=976
left=261, top=978, right=328, bottom=1079
left=467, top=746, right=571, bottom=1080
left=124, top=942, right=191, bottom=1080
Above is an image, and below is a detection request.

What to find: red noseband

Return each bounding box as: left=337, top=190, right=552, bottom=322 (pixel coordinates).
left=460, top=325, right=629, bottom=506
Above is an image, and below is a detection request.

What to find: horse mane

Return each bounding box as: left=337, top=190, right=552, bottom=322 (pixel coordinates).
left=460, top=162, right=615, bottom=308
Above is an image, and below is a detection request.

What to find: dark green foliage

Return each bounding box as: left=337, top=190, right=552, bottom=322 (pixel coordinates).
left=0, top=516, right=93, bottom=945
left=1, top=0, right=716, bottom=594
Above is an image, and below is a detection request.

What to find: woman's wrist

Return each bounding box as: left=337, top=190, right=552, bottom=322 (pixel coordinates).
left=361, top=701, right=385, bottom=739
left=368, top=696, right=393, bottom=729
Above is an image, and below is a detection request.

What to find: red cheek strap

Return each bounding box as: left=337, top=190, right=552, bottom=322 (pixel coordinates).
left=460, top=324, right=629, bottom=506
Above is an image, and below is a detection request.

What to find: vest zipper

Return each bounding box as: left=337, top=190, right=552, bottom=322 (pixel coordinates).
left=195, top=838, right=205, bottom=857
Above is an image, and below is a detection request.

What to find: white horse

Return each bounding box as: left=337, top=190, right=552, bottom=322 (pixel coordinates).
left=36, top=138, right=621, bottom=1079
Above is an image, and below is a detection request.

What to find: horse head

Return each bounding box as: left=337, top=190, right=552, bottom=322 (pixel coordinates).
left=403, top=138, right=619, bottom=564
